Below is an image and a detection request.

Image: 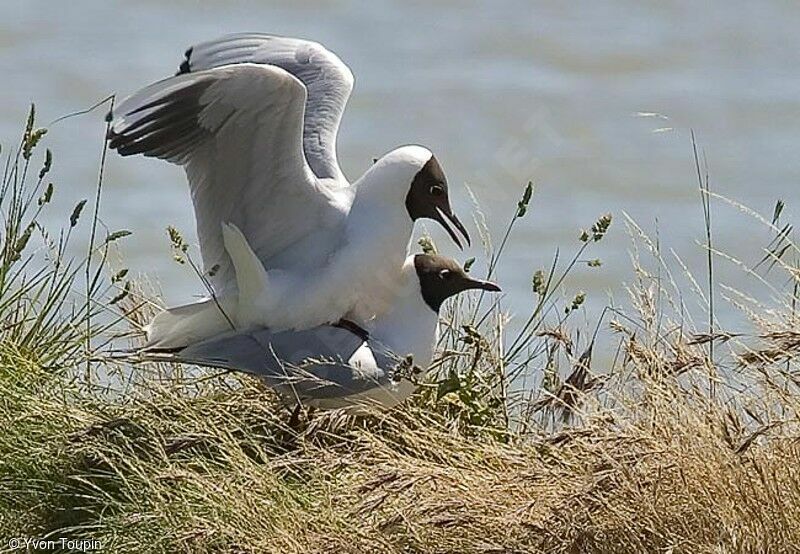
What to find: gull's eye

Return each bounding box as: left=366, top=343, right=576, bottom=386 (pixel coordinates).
left=429, top=184, right=445, bottom=197
left=439, top=269, right=453, bottom=279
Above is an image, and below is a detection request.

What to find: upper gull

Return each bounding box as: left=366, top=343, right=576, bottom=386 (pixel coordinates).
left=107, top=33, right=471, bottom=348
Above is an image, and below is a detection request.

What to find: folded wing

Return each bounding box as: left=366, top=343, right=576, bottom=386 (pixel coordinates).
left=173, top=326, right=396, bottom=400
left=109, top=63, right=344, bottom=290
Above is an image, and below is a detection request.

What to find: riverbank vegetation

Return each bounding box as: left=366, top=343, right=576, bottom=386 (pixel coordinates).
left=2, top=107, right=799, bottom=553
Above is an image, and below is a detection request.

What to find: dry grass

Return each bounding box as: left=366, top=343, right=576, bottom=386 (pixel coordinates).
left=4, top=346, right=800, bottom=553
left=2, top=107, right=800, bottom=553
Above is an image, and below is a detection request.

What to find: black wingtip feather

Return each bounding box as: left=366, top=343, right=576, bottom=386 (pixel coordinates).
left=177, top=46, right=193, bottom=75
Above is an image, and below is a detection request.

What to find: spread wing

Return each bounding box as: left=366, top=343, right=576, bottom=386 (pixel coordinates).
left=177, top=33, right=354, bottom=182
left=109, top=63, right=346, bottom=290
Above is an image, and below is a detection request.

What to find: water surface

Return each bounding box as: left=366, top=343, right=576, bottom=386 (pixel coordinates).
left=3, top=1, right=799, bottom=345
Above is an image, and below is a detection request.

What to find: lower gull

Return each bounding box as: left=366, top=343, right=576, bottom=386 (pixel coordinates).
left=160, top=254, right=500, bottom=411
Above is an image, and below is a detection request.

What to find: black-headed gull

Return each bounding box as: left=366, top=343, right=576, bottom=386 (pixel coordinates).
left=107, top=34, right=471, bottom=348
left=162, top=254, right=501, bottom=411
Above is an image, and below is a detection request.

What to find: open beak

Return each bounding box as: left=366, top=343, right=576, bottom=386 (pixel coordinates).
left=434, top=207, right=471, bottom=250
left=465, top=277, right=501, bottom=292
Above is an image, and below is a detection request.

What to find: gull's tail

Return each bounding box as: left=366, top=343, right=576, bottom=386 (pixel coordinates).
left=144, top=296, right=236, bottom=350
left=144, top=223, right=265, bottom=351
left=221, top=222, right=269, bottom=326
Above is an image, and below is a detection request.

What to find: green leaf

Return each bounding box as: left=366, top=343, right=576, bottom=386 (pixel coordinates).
left=111, top=269, right=128, bottom=283
left=12, top=223, right=35, bottom=260
left=772, top=199, right=785, bottom=225
left=37, top=182, right=54, bottom=206
left=23, top=128, right=47, bottom=160
left=110, top=281, right=131, bottom=305
left=436, top=371, right=461, bottom=400
left=591, top=213, right=612, bottom=241
left=167, top=225, right=188, bottom=253
left=25, top=104, right=35, bottom=132
left=418, top=235, right=437, bottom=255
left=532, top=269, right=545, bottom=295
left=70, top=199, right=87, bottom=227
left=38, top=148, right=53, bottom=179
left=463, top=257, right=475, bottom=273
left=104, top=230, right=132, bottom=244
left=516, top=181, right=534, bottom=218
left=565, top=291, right=586, bottom=313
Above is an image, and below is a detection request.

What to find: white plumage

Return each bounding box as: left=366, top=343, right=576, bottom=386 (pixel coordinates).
left=167, top=253, right=501, bottom=412
left=109, top=34, right=469, bottom=349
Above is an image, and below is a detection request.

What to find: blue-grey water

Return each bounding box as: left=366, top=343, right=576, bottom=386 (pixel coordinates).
left=3, top=1, right=799, bottom=347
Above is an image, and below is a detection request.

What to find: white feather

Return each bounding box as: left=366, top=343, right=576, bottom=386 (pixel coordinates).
left=111, top=35, right=439, bottom=347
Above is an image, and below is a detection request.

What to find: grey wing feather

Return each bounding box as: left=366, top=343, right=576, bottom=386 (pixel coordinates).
left=177, top=33, right=354, bottom=181
left=109, top=64, right=337, bottom=289
left=174, top=326, right=400, bottom=401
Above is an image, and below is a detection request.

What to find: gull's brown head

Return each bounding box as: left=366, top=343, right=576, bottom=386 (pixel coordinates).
left=405, top=154, right=471, bottom=250
left=413, top=254, right=500, bottom=312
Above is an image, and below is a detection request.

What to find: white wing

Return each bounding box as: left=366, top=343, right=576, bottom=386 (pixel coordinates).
left=109, top=63, right=346, bottom=290
left=177, top=33, right=354, bottom=182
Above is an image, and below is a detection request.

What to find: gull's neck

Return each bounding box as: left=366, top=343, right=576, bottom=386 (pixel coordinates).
left=370, top=263, right=439, bottom=370
left=346, top=162, right=413, bottom=256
